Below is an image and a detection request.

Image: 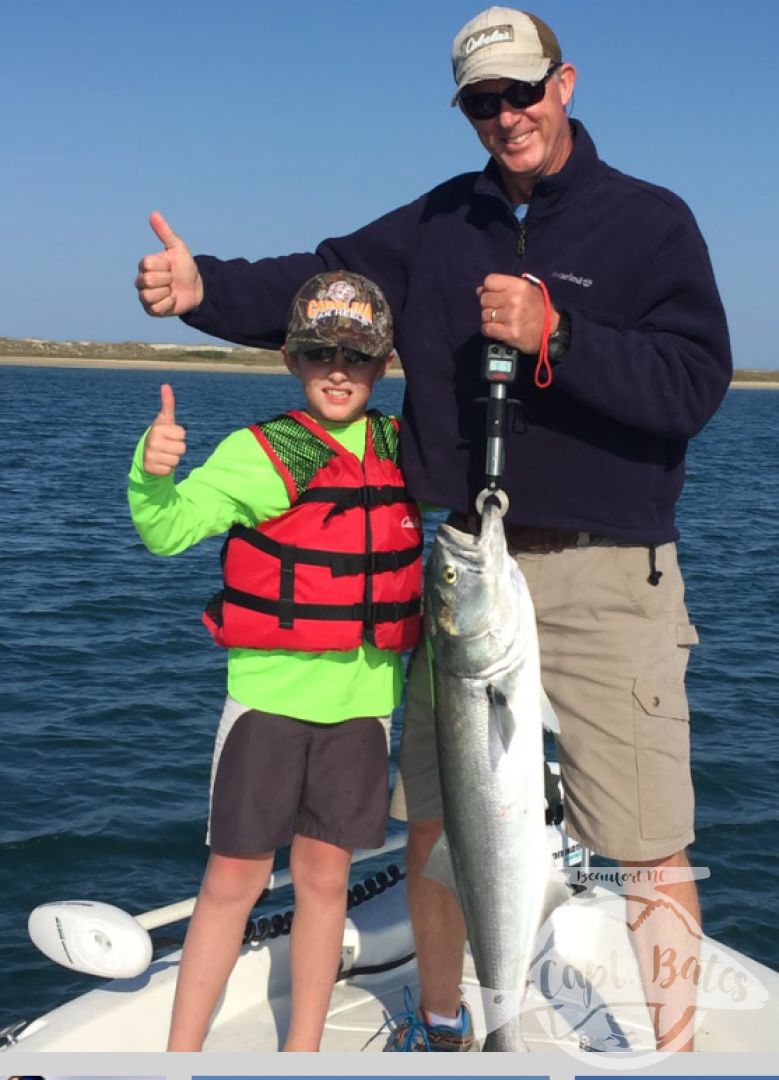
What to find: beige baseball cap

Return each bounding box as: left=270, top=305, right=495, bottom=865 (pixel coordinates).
left=451, top=6, right=562, bottom=104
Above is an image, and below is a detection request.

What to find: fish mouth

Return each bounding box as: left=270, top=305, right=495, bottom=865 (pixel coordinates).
left=434, top=523, right=487, bottom=566
left=437, top=498, right=506, bottom=556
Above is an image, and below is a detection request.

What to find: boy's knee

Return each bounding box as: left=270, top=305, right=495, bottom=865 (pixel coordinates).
left=202, top=854, right=269, bottom=905
left=293, top=861, right=349, bottom=903
left=291, top=840, right=350, bottom=901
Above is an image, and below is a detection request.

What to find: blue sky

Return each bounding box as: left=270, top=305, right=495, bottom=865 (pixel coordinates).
left=2, top=0, right=777, bottom=368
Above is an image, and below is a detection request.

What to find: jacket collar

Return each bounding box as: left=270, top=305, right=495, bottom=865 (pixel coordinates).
left=474, top=120, right=601, bottom=216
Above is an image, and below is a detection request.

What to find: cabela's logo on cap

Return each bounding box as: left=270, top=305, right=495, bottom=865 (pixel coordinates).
left=463, top=24, right=514, bottom=56
left=306, top=279, right=374, bottom=327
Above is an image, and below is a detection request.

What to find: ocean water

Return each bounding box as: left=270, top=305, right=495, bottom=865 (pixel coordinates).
left=0, top=365, right=776, bottom=1031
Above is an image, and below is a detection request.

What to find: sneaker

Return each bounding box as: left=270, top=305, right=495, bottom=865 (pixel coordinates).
left=381, top=987, right=474, bottom=1052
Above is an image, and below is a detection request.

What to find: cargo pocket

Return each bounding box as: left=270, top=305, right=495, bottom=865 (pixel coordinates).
left=632, top=623, right=698, bottom=841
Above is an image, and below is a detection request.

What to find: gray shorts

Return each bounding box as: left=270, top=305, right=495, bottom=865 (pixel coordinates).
left=208, top=698, right=392, bottom=855
left=390, top=541, right=697, bottom=862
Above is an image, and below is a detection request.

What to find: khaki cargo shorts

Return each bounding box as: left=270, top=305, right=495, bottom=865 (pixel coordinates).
left=390, top=541, right=697, bottom=862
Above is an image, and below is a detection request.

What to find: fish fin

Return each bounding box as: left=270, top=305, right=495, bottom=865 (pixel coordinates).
left=539, top=863, right=573, bottom=927
left=424, top=637, right=436, bottom=709
left=540, top=684, right=560, bottom=733
left=487, top=683, right=516, bottom=752
left=423, top=832, right=461, bottom=903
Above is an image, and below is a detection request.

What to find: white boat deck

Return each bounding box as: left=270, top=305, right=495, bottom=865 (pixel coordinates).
left=8, top=876, right=776, bottom=1054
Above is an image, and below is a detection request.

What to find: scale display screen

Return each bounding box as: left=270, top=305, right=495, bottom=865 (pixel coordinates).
left=489, top=358, right=514, bottom=374
left=481, top=343, right=519, bottom=382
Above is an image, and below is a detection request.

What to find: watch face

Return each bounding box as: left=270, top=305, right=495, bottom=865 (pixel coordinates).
left=548, top=312, right=571, bottom=361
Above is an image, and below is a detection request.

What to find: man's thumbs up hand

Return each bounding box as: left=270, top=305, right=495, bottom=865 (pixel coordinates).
left=135, top=212, right=204, bottom=317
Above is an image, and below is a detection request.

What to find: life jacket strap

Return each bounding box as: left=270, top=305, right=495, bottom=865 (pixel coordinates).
left=229, top=525, right=422, bottom=576
left=296, top=484, right=412, bottom=513
left=222, top=586, right=421, bottom=627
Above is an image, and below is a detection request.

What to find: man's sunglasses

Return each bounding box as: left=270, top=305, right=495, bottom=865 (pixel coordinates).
left=295, top=345, right=377, bottom=366
left=460, top=65, right=561, bottom=121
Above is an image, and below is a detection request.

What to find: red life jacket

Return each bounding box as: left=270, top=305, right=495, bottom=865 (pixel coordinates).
left=203, top=409, right=423, bottom=653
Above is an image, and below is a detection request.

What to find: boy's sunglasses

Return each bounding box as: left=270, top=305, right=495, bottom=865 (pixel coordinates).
left=295, top=345, right=377, bottom=366
left=460, top=65, right=561, bottom=121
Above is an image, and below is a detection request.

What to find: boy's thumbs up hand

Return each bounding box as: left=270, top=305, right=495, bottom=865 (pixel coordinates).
left=143, top=384, right=187, bottom=476
left=158, top=382, right=176, bottom=422
left=135, top=211, right=204, bottom=317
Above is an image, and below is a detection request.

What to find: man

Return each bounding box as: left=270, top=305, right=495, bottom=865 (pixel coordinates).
left=136, top=6, right=731, bottom=1053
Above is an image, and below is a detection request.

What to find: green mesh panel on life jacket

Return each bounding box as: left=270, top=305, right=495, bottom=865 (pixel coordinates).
left=368, top=411, right=399, bottom=463
left=259, top=414, right=336, bottom=495
left=258, top=411, right=399, bottom=495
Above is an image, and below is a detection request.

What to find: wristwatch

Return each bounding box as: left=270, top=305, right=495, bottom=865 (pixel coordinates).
left=547, top=310, right=571, bottom=363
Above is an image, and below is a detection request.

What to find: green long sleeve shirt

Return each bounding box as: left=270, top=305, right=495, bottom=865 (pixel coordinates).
left=128, top=415, right=403, bottom=723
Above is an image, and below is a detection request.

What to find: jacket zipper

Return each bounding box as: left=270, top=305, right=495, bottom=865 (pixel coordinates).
left=516, top=218, right=527, bottom=258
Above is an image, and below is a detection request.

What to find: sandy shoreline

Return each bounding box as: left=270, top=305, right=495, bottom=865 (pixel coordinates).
left=0, top=355, right=405, bottom=376
left=0, top=355, right=304, bottom=374
left=0, top=355, right=775, bottom=387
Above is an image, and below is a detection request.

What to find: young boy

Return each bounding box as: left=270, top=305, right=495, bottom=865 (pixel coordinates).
left=127, top=271, right=423, bottom=1051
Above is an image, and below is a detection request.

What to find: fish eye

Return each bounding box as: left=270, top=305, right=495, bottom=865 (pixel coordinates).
left=442, top=565, right=458, bottom=584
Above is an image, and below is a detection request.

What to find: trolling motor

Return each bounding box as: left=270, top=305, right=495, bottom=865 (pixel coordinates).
left=475, top=342, right=521, bottom=517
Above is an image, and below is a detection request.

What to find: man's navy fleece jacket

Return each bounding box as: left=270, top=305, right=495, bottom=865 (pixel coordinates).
left=184, top=121, right=732, bottom=542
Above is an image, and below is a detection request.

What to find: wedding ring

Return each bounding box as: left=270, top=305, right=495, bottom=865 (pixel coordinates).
left=490, top=308, right=497, bottom=322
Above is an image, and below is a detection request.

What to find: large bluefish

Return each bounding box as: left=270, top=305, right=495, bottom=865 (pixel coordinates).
left=425, top=498, right=560, bottom=1051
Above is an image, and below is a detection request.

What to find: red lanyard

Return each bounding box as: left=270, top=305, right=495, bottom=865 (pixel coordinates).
left=520, top=273, right=553, bottom=388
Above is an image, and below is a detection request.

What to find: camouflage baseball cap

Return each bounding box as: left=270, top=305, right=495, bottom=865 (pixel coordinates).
left=286, top=271, right=394, bottom=359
